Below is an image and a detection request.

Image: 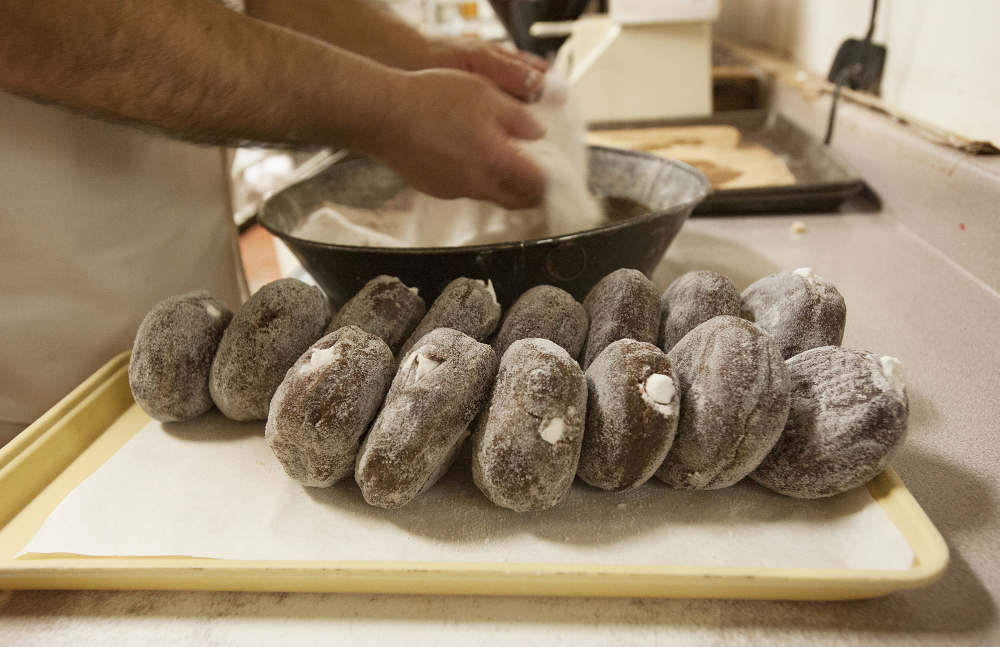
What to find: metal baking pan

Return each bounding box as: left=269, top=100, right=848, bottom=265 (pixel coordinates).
left=589, top=110, right=865, bottom=215
left=0, top=353, right=948, bottom=599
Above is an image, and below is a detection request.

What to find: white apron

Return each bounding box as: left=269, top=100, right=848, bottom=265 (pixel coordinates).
left=0, top=91, right=246, bottom=444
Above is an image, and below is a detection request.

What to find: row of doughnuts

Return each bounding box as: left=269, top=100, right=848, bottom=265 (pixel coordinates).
left=128, top=266, right=908, bottom=510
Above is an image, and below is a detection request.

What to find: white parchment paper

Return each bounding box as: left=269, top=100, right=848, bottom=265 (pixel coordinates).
left=20, top=411, right=915, bottom=569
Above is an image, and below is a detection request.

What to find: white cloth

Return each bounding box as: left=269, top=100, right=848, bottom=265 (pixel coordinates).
left=293, top=71, right=603, bottom=248
left=0, top=92, right=245, bottom=445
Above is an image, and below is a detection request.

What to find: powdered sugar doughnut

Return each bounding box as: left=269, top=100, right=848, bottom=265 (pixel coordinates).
left=581, top=268, right=659, bottom=369
left=740, top=268, right=847, bottom=360
left=210, top=278, right=331, bottom=421
left=472, top=338, right=587, bottom=511
left=659, top=270, right=740, bottom=352
left=266, top=326, right=395, bottom=488
left=492, top=285, right=588, bottom=360
left=751, top=346, right=908, bottom=498
left=578, top=338, right=679, bottom=491
left=325, top=275, right=425, bottom=355
left=129, top=291, right=233, bottom=422
left=397, top=277, right=502, bottom=359
left=657, top=316, right=790, bottom=490
left=356, top=327, right=498, bottom=508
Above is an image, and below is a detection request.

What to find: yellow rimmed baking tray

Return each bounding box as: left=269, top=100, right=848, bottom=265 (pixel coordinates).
left=0, top=352, right=949, bottom=599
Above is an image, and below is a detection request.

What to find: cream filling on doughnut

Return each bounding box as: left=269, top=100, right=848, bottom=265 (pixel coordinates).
left=482, top=279, right=498, bottom=305
left=204, top=303, right=222, bottom=318
left=793, top=267, right=817, bottom=280
left=640, top=373, right=676, bottom=416
left=879, top=356, right=906, bottom=392
left=408, top=286, right=419, bottom=295
left=310, top=346, right=338, bottom=367
left=539, top=417, right=565, bottom=445
left=413, top=353, right=441, bottom=382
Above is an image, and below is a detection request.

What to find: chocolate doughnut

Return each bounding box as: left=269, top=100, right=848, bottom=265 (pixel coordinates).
left=581, top=268, right=659, bottom=369
left=740, top=268, right=847, bottom=360
left=210, top=278, right=331, bottom=421
left=656, top=315, right=790, bottom=490
left=659, top=270, right=740, bottom=352
left=397, top=277, right=502, bottom=359
left=578, top=338, right=680, bottom=491
left=325, top=275, right=426, bottom=355
left=129, top=291, right=233, bottom=422
left=472, top=338, right=587, bottom=511
left=750, top=346, right=909, bottom=498
left=266, top=326, right=395, bottom=488
left=356, top=327, right=498, bottom=508
left=492, top=285, right=588, bottom=360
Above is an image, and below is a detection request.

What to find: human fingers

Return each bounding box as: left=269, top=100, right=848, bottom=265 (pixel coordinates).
left=471, top=48, right=546, bottom=100
left=367, top=69, right=544, bottom=207
left=496, top=97, right=546, bottom=142
left=494, top=149, right=546, bottom=209
left=508, top=48, right=552, bottom=74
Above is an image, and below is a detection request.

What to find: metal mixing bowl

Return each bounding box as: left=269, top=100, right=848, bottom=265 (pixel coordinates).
left=258, top=146, right=710, bottom=309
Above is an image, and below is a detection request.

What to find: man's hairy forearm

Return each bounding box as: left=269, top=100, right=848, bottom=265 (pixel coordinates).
left=244, top=0, right=433, bottom=70
left=0, top=0, right=402, bottom=151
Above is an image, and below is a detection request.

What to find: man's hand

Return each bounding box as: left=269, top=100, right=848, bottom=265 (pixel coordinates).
left=424, top=36, right=550, bottom=101
left=364, top=69, right=546, bottom=210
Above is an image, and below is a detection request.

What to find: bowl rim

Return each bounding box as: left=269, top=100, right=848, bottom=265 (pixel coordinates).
left=258, top=146, right=711, bottom=255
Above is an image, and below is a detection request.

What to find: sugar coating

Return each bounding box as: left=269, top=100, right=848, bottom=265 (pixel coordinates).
left=266, top=326, right=395, bottom=488
left=581, top=268, right=659, bottom=369
left=325, top=275, right=426, bottom=355
left=750, top=346, right=909, bottom=498
left=659, top=270, right=740, bottom=352
left=129, top=291, right=233, bottom=422
left=356, top=328, right=498, bottom=508
left=492, top=285, right=589, bottom=360
left=472, top=338, right=587, bottom=512
left=740, top=269, right=847, bottom=360
left=397, top=277, right=502, bottom=360
left=578, top=338, right=679, bottom=492
left=657, top=316, right=790, bottom=490
left=210, top=278, right=331, bottom=421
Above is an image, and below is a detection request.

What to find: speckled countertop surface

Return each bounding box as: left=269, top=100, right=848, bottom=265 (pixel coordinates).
left=2, top=91, right=998, bottom=645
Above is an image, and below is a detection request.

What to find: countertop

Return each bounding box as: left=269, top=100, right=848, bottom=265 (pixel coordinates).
left=3, top=98, right=999, bottom=645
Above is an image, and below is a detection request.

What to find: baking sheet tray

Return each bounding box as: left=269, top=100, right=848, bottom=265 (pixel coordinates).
left=0, top=353, right=948, bottom=599
left=589, top=110, right=866, bottom=215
